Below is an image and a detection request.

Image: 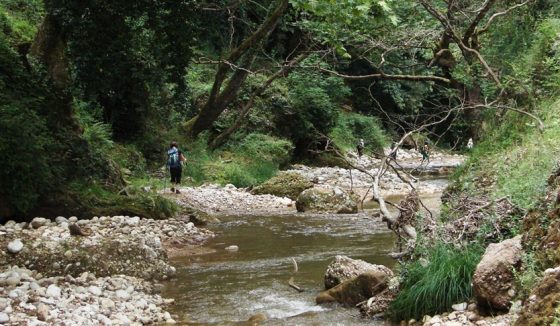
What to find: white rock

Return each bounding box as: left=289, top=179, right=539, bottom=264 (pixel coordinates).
left=55, top=216, right=68, bottom=224
left=225, top=245, right=239, bottom=251
left=46, top=284, right=61, bottom=298
left=101, top=298, right=115, bottom=309
left=126, top=216, right=140, bottom=226
left=69, top=216, right=78, bottom=222
left=0, top=312, right=9, bottom=323
left=31, top=217, right=50, bottom=229
left=115, top=290, right=130, bottom=300
left=88, top=286, right=102, bottom=296
left=7, top=239, right=24, bottom=254
left=452, top=302, right=468, bottom=311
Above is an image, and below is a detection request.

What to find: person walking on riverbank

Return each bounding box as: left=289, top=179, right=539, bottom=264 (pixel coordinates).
left=420, top=140, right=430, bottom=165
left=167, top=141, right=185, bottom=194
left=467, top=138, right=474, bottom=150
left=357, top=139, right=365, bottom=157
left=389, top=142, right=398, bottom=160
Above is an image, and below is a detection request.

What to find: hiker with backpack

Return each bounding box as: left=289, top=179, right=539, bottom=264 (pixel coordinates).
left=357, top=139, right=365, bottom=157
left=167, top=141, right=186, bottom=194
left=420, top=140, right=430, bottom=165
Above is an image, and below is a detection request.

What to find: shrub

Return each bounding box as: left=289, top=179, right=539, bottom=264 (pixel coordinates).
left=388, top=243, right=483, bottom=321
left=330, top=112, right=388, bottom=153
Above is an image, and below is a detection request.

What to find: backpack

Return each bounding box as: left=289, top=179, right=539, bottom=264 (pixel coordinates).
left=167, top=147, right=180, bottom=167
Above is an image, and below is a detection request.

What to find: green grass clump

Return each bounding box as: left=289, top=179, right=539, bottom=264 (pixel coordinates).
left=182, top=133, right=293, bottom=188
left=388, top=244, right=483, bottom=321
left=329, top=112, right=388, bottom=153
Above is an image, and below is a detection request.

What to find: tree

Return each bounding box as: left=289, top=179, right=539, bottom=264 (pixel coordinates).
left=184, top=0, right=290, bottom=138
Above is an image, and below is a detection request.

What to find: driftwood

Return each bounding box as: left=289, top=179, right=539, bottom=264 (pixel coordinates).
left=287, top=257, right=304, bottom=292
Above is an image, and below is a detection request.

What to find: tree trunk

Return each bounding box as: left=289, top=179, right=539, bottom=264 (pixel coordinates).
left=184, top=0, right=289, bottom=138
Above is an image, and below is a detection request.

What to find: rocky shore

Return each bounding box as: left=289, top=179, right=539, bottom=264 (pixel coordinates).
left=0, top=215, right=214, bottom=324
left=0, top=266, right=175, bottom=325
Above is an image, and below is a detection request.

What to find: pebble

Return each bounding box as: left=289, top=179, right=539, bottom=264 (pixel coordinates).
left=7, top=239, right=24, bottom=254
left=0, top=312, right=9, bottom=323
left=46, top=284, right=61, bottom=298
left=452, top=302, right=467, bottom=311
left=36, top=303, right=49, bottom=321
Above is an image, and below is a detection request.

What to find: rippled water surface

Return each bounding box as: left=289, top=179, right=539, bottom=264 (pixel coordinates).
left=163, top=181, right=447, bottom=325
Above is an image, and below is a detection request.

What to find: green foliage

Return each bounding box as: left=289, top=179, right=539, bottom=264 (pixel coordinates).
left=329, top=112, right=387, bottom=153
left=388, top=244, right=483, bottom=321
left=68, top=182, right=177, bottom=220
left=0, top=104, right=55, bottom=212
left=275, top=56, right=351, bottom=151
left=0, top=0, right=44, bottom=45
left=514, top=252, right=542, bottom=300
left=183, top=133, right=293, bottom=188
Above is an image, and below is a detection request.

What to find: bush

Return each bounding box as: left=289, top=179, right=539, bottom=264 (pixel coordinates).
left=330, top=112, right=388, bottom=153
left=388, top=244, right=483, bottom=321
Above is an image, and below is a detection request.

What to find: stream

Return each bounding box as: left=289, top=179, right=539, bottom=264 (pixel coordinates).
left=163, top=179, right=448, bottom=325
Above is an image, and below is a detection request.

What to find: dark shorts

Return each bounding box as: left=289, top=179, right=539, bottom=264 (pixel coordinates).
left=170, top=166, right=182, bottom=184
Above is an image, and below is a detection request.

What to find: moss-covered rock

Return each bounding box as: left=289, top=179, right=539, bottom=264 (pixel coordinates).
left=251, top=172, right=313, bottom=200
left=515, top=268, right=560, bottom=326
left=296, top=186, right=358, bottom=214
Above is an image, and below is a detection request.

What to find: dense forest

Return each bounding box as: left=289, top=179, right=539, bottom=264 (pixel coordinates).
left=2, top=0, right=560, bottom=324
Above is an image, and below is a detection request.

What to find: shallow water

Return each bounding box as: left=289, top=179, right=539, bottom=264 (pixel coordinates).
left=163, top=180, right=447, bottom=325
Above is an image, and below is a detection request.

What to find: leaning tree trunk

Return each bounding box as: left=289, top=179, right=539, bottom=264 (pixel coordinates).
left=184, top=0, right=289, bottom=138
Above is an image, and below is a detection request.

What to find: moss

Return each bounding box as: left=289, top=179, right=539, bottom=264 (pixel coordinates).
left=516, top=272, right=560, bottom=326
left=251, top=172, right=313, bottom=200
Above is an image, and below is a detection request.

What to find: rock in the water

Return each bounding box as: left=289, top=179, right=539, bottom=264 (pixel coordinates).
left=324, top=255, right=393, bottom=289
left=225, top=245, right=239, bottom=252
left=296, top=186, right=358, bottom=214
left=316, top=271, right=391, bottom=306
left=473, top=235, right=522, bottom=310
left=31, top=217, right=50, bottom=229
left=7, top=239, right=24, bottom=254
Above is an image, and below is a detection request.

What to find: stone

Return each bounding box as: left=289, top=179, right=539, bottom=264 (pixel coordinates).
left=31, top=217, right=50, bottom=229
left=324, top=255, right=393, bottom=289
left=473, top=236, right=522, bottom=310
left=69, top=216, right=78, bottom=222
left=101, top=298, right=116, bottom=309
left=36, top=303, right=49, bottom=321
left=251, top=172, right=314, bottom=200
left=452, top=302, right=468, bottom=311
left=7, top=239, right=24, bottom=254
left=296, top=185, right=358, bottom=214
left=0, top=312, right=9, bottom=323
left=115, top=290, right=130, bottom=300
left=64, top=250, right=73, bottom=259
left=55, top=216, right=68, bottom=224
left=88, top=286, right=102, bottom=296
left=46, top=284, right=61, bottom=298
left=316, top=271, right=391, bottom=306
left=225, top=245, right=239, bottom=252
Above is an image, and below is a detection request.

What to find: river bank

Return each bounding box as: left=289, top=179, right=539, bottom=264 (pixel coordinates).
left=0, top=151, right=465, bottom=325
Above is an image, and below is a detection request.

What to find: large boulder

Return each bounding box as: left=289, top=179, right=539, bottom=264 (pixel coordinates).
left=251, top=172, right=313, bottom=200
left=296, top=186, right=358, bottom=214
left=516, top=267, right=560, bottom=326
left=324, top=255, right=393, bottom=290
left=473, top=235, right=522, bottom=310
left=316, top=271, right=391, bottom=306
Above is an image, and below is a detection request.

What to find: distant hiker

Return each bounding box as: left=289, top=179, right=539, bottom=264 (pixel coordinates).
left=357, top=139, right=365, bottom=157
left=420, top=140, right=430, bottom=164
left=167, top=141, right=186, bottom=194
left=389, top=142, right=398, bottom=160
left=467, top=138, right=474, bottom=150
